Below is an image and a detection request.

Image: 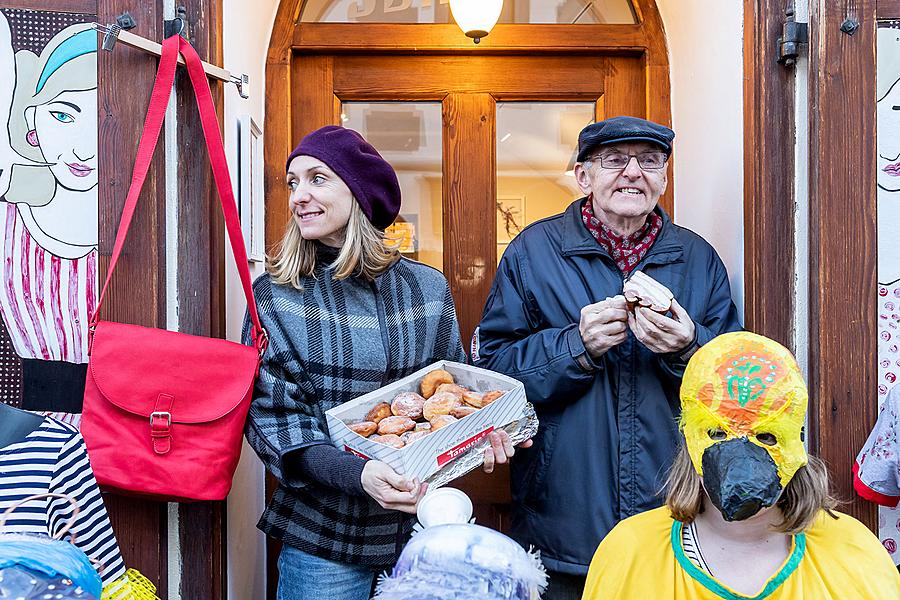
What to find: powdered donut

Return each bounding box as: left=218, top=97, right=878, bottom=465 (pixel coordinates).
left=423, top=391, right=461, bottom=421
left=434, top=383, right=468, bottom=400
left=391, top=391, right=426, bottom=419
left=400, top=430, right=429, bottom=445
left=377, top=415, right=416, bottom=436
left=414, top=422, right=432, bottom=433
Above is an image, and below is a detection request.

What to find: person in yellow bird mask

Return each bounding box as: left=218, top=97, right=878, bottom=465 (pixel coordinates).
left=582, top=331, right=900, bottom=599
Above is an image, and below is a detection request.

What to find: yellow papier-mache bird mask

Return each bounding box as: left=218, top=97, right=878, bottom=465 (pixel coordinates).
left=680, top=331, right=808, bottom=488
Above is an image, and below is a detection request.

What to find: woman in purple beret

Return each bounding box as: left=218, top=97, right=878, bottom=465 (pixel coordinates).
left=241, top=126, right=521, bottom=600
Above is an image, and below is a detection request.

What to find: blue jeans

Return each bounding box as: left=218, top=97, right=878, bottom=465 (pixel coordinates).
left=276, top=544, right=377, bottom=600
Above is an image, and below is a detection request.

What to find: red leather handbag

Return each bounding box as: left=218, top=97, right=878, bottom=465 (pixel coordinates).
left=81, top=35, right=266, bottom=501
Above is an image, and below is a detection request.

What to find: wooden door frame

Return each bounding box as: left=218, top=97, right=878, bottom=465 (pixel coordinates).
left=745, top=0, right=900, bottom=532
left=265, top=0, right=672, bottom=256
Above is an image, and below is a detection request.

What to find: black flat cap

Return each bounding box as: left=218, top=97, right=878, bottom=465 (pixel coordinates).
left=577, top=116, right=675, bottom=162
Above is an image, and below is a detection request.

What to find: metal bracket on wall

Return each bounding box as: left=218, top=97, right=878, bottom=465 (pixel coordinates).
left=93, top=19, right=249, bottom=99
left=777, top=6, right=808, bottom=67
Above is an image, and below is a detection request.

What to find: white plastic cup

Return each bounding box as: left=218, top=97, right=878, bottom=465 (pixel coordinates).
left=416, top=487, right=474, bottom=528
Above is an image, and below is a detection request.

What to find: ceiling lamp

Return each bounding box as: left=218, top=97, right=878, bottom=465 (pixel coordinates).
left=449, top=0, right=503, bottom=44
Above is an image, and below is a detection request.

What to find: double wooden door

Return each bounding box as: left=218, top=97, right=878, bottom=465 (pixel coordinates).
left=284, top=52, right=647, bottom=527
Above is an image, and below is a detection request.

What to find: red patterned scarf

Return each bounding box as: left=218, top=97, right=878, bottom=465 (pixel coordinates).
left=581, top=198, right=663, bottom=274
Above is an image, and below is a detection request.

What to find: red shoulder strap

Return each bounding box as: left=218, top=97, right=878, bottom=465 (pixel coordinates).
left=92, top=35, right=266, bottom=353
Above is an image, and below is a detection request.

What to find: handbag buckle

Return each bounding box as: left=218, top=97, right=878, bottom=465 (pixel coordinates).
left=150, top=411, right=171, bottom=428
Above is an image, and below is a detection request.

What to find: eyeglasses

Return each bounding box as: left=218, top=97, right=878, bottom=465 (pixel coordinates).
left=587, top=151, right=668, bottom=171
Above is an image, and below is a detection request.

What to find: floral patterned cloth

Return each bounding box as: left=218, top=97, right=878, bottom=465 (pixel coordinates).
left=580, top=199, right=662, bottom=275
left=861, top=282, right=900, bottom=564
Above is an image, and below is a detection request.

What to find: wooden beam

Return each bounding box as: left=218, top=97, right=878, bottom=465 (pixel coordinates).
left=442, top=92, right=496, bottom=346
left=808, top=0, right=878, bottom=530
left=743, top=0, right=796, bottom=349
left=294, top=23, right=648, bottom=53
left=879, top=0, right=900, bottom=19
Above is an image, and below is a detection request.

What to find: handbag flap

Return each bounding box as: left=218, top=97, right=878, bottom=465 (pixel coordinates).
left=89, top=320, right=258, bottom=423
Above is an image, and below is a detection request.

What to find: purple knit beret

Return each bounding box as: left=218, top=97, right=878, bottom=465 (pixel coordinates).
left=285, top=126, right=402, bottom=229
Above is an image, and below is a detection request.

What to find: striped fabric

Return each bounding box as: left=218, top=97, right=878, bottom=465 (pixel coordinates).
left=243, top=249, right=466, bottom=567
left=0, top=417, right=126, bottom=586
left=681, top=520, right=713, bottom=575
left=0, top=203, right=97, bottom=363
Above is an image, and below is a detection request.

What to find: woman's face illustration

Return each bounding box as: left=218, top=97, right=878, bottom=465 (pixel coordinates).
left=32, top=88, right=98, bottom=192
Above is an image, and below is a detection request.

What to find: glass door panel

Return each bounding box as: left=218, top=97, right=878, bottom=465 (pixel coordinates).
left=342, top=102, right=443, bottom=270
left=495, top=102, right=594, bottom=263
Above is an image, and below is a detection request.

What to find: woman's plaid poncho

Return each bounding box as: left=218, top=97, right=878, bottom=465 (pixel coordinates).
left=243, top=254, right=465, bottom=567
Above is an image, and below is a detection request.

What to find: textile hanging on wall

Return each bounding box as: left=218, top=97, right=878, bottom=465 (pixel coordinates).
left=876, top=20, right=900, bottom=566
left=0, top=8, right=97, bottom=416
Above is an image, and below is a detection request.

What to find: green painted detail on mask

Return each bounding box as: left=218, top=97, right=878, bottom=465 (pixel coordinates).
left=727, top=360, right=768, bottom=407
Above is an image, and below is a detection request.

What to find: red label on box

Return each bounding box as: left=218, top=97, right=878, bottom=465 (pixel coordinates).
left=437, top=426, right=494, bottom=467
left=344, top=445, right=370, bottom=460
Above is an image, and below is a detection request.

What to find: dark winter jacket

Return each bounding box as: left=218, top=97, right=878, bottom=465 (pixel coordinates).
left=473, top=199, right=742, bottom=574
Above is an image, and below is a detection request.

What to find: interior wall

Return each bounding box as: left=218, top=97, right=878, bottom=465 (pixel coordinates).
left=656, top=0, right=745, bottom=318
left=222, top=0, right=280, bottom=598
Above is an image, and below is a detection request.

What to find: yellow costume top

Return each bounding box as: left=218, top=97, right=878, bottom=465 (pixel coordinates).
left=582, top=506, right=900, bottom=599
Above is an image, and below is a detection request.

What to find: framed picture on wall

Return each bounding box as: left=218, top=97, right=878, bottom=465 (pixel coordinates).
left=497, top=196, right=525, bottom=244
left=238, top=114, right=265, bottom=262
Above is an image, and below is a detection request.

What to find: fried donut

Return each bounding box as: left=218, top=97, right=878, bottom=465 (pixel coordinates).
left=348, top=421, right=377, bottom=437
left=364, top=402, right=393, bottom=423
left=435, top=383, right=468, bottom=400
left=462, top=390, right=504, bottom=409
left=400, top=430, right=429, bottom=445
left=451, top=405, right=478, bottom=419
left=377, top=415, right=416, bottom=436
left=430, top=414, right=458, bottom=431
left=415, top=422, right=432, bottom=433
left=423, top=391, right=461, bottom=421
left=420, top=369, right=455, bottom=398
left=371, top=434, right=405, bottom=449
left=391, top=391, right=426, bottom=419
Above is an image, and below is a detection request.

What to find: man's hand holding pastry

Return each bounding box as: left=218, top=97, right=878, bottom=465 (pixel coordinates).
left=623, top=270, right=696, bottom=356
left=579, top=295, right=629, bottom=359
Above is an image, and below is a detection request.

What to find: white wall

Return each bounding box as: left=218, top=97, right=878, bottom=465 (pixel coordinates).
left=222, top=1, right=280, bottom=598
left=656, top=0, right=745, bottom=319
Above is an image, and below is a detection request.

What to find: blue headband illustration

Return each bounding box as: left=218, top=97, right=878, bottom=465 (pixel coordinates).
left=35, top=28, right=97, bottom=94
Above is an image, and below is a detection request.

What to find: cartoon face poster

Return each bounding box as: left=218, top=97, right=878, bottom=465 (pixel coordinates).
left=877, top=21, right=900, bottom=565
left=0, top=9, right=97, bottom=414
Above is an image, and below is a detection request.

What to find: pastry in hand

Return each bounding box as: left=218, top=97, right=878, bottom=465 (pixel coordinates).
left=391, top=391, right=426, bottom=419
left=430, top=414, right=458, bottom=430
left=364, top=402, right=393, bottom=423
left=420, top=369, right=455, bottom=398
left=371, top=434, right=405, bottom=449
left=348, top=421, right=377, bottom=437
left=462, top=390, right=504, bottom=409
left=377, top=415, right=416, bottom=436
left=622, top=270, right=674, bottom=313
left=423, top=391, right=461, bottom=421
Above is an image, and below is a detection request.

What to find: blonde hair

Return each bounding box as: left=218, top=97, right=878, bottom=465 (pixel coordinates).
left=266, top=200, right=400, bottom=288
left=665, top=444, right=839, bottom=535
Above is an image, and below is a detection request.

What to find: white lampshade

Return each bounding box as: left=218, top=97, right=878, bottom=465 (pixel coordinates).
left=449, top=0, right=503, bottom=43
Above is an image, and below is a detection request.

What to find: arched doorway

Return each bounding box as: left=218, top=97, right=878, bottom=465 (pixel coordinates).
left=264, top=0, right=671, bottom=590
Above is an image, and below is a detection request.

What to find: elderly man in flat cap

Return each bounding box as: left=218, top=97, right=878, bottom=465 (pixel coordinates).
left=472, top=116, right=742, bottom=599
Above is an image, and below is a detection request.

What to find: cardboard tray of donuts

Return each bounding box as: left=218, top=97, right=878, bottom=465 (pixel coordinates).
left=325, top=361, right=527, bottom=482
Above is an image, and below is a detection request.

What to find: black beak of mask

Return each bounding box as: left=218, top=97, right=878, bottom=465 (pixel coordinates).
left=701, top=438, right=783, bottom=522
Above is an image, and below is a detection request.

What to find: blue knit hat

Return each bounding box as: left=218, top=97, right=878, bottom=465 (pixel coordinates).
left=286, top=126, right=401, bottom=229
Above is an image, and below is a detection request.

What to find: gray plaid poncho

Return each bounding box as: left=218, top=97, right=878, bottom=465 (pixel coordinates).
left=243, top=252, right=465, bottom=567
